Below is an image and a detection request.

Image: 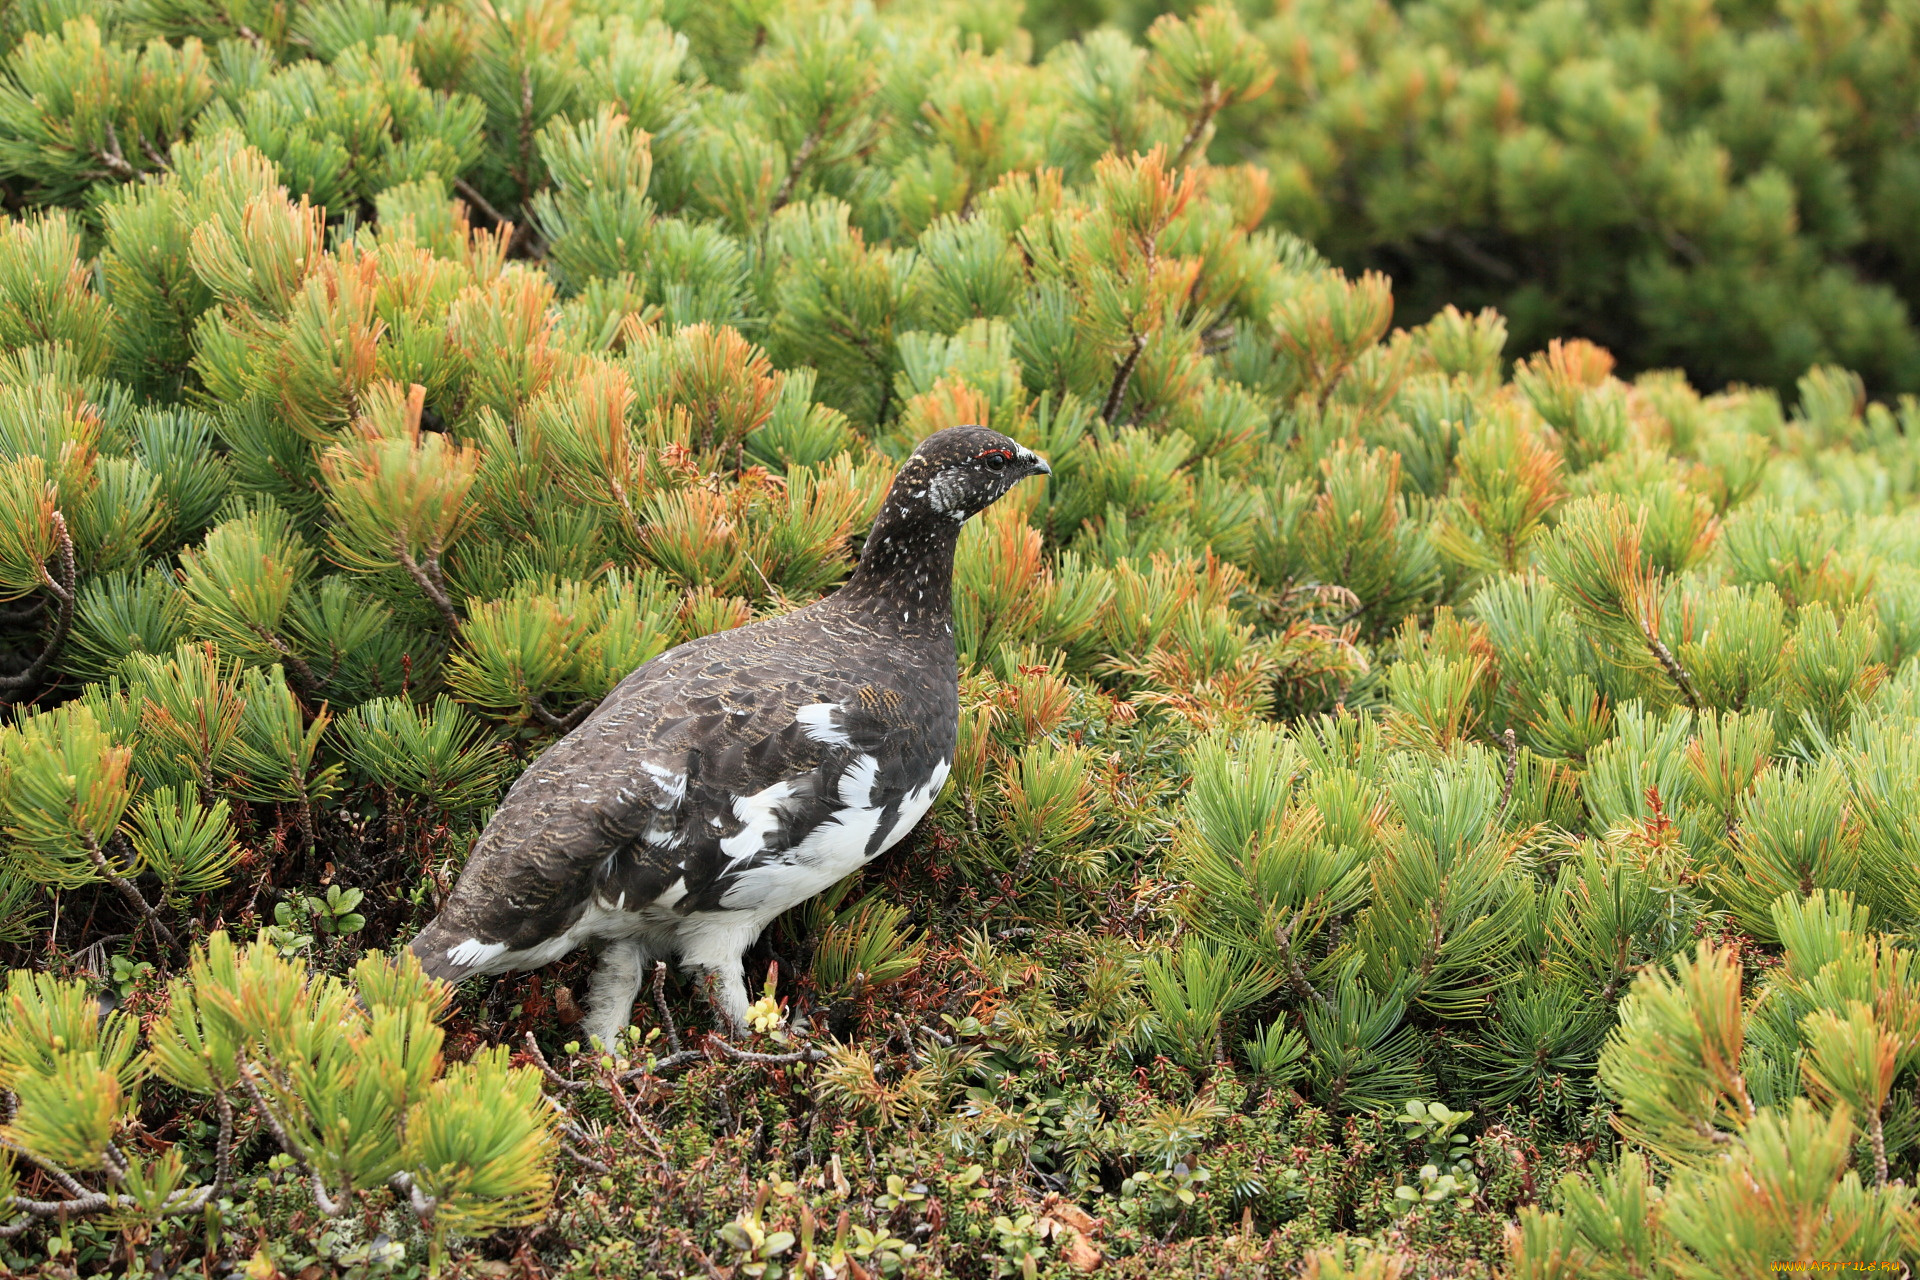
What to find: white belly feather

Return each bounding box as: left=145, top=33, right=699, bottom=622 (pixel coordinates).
left=717, top=757, right=950, bottom=913
left=433, top=759, right=952, bottom=977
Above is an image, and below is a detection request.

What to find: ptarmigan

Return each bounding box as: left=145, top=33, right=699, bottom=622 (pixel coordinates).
left=409, top=426, right=1050, bottom=1047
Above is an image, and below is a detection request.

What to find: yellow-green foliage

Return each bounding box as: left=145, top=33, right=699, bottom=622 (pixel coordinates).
left=3, top=0, right=1920, bottom=1275
left=3, top=934, right=553, bottom=1259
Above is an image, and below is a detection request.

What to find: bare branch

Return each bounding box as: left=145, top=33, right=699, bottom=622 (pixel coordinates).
left=1171, top=81, right=1222, bottom=170
left=398, top=549, right=463, bottom=636
left=562, top=1142, right=610, bottom=1174
left=0, top=511, right=77, bottom=700
left=708, top=1036, right=827, bottom=1066
left=651, top=961, right=682, bottom=1056
left=522, top=1030, right=590, bottom=1093
left=237, top=1065, right=347, bottom=1217
left=1101, top=331, right=1149, bottom=425
left=82, top=836, right=180, bottom=963
left=1639, top=616, right=1701, bottom=711
left=530, top=696, right=599, bottom=734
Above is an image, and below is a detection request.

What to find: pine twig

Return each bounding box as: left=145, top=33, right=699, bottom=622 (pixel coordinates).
left=398, top=549, right=462, bottom=635
left=1274, top=916, right=1332, bottom=1013
left=0, top=597, right=44, bottom=625
left=1101, top=331, right=1149, bottom=424
left=1496, top=727, right=1519, bottom=815
left=245, top=622, right=321, bottom=703
left=95, top=122, right=137, bottom=179
left=516, top=69, right=537, bottom=203
left=651, top=961, right=682, bottom=1055
left=387, top=1171, right=436, bottom=1220
left=82, top=837, right=180, bottom=964
left=530, top=696, right=599, bottom=734
left=0, top=1133, right=95, bottom=1202
left=771, top=120, right=825, bottom=214
left=1639, top=616, right=1701, bottom=711
left=1171, top=81, right=1222, bottom=169
left=0, top=512, right=77, bottom=700
left=453, top=178, right=513, bottom=230
left=236, top=1066, right=347, bottom=1217
left=212, top=1084, right=234, bottom=1194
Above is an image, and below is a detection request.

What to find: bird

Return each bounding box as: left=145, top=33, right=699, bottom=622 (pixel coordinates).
left=408, top=425, right=1051, bottom=1048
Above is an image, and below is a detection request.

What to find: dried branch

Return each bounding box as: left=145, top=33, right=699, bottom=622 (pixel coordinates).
left=398, top=548, right=462, bottom=636
left=561, top=1142, right=610, bottom=1174
left=0, top=511, right=77, bottom=700
left=237, top=1065, right=347, bottom=1217
left=1639, top=616, right=1701, bottom=711
left=1101, top=331, right=1149, bottom=424
left=522, top=1030, right=590, bottom=1092
left=651, top=961, right=682, bottom=1055
left=708, top=1036, right=828, bottom=1066
left=82, top=836, right=180, bottom=963
left=1171, top=81, right=1222, bottom=169
left=530, top=696, right=599, bottom=734
left=620, top=1049, right=706, bottom=1079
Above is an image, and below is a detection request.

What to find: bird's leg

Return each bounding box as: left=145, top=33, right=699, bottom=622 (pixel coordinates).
left=582, top=939, right=648, bottom=1051
left=679, top=925, right=755, bottom=1036
left=686, top=958, right=750, bottom=1037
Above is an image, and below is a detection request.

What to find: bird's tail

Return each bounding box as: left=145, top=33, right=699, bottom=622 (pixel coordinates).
left=406, top=920, right=489, bottom=984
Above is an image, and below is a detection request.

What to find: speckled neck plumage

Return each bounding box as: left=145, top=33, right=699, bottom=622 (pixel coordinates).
left=826, top=471, right=962, bottom=637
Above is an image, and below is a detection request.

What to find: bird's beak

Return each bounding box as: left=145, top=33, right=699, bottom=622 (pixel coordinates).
left=1029, top=454, right=1051, bottom=477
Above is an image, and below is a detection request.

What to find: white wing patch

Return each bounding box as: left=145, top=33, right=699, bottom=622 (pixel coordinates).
left=881, top=758, right=951, bottom=852
left=721, top=779, right=799, bottom=862
left=717, top=757, right=952, bottom=914
left=446, top=938, right=506, bottom=969
left=640, top=761, right=688, bottom=804
left=838, top=754, right=880, bottom=808
left=794, top=703, right=854, bottom=748
left=719, top=803, right=886, bottom=912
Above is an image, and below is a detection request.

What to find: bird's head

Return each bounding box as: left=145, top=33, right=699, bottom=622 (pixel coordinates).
left=894, top=425, right=1051, bottom=522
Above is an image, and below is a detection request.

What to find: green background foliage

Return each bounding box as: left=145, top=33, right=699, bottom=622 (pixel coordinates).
left=1, top=0, right=1919, bottom=1275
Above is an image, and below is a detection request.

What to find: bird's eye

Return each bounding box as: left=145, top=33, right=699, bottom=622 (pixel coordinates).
left=979, top=451, right=1010, bottom=470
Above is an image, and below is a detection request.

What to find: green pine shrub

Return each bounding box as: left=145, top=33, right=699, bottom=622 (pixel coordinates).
left=2, top=0, right=1920, bottom=1275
